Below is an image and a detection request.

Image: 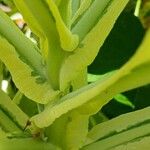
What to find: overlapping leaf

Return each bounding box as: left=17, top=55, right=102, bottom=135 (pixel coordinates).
left=0, top=10, right=59, bottom=104
left=31, top=29, right=150, bottom=128
left=13, top=0, right=65, bottom=89
left=60, top=0, right=129, bottom=91
left=46, top=0, right=79, bottom=51
left=82, top=107, right=150, bottom=150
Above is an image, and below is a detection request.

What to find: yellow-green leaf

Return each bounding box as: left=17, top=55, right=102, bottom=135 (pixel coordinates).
left=60, top=0, right=129, bottom=91
left=46, top=0, right=79, bottom=51
left=31, top=29, right=150, bottom=128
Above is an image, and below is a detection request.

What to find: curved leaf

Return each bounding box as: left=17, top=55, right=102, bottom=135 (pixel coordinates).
left=0, top=36, right=59, bottom=104
left=0, top=138, right=60, bottom=150
left=58, top=0, right=72, bottom=27
left=13, top=0, right=56, bottom=57
left=0, top=89, right=28, bottom=129
left=84, top=106, right=150, bottom=145
left=31, top=29, right=150, bottom=128
left=71, top=0, right=80, bottom=16
left=46, top=0, right=79, bottom=51
left=82, top=107, right=150, bottom=150
left=111, top=136, right=150, bottom=150
left=71, top=0, right=93, bottom=25
left=60, top=0, right=129, bottom=91
left=0, top=9, right=44, bottom=77
left=13, top=0, right=66, bottom=89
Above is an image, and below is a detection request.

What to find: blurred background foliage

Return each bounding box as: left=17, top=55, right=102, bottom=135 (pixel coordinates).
left=0, top=0, right=150, bottom=126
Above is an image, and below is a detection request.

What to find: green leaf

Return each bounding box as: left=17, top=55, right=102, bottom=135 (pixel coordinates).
left=114, top=93, right=135, bottom=109
left=0, top=89, right=29, bottom=129
left=0, top=9, right=44, bottom=77
left=71, top=0, right=93, bottom=25
left=46, top=0, right=79, bottom=52
left=0, top=138, right=60, bottom=150
left=0, top=8, right=60, bottom=103
left=0, top=35, right=59, bottom=104
left=12, top=91, right=23, bottom=105
left=45, top=110, right=89, bottom=150
left=18, top=95, right=38, bottom=117
left=31, top=29, right=150, bottom=128
left=82, top=107, right=150, bottom=150
left=0, top=109, right=21, bottom=132
left=60, top=0, right=129, bottom=91
left=64, top=111, right=89, bottom=150
left=111, top=136, right=150, bottom=150
left=71, top=0, right=80, bottom=16
left=58, top=0, right=72, bottom=27
left=72, top=0, right=112, bottom=40
left=13, top=0, right=67, bottom=89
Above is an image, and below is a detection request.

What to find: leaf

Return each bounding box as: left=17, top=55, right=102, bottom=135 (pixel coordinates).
left=18, top=95, right=38, bottom=117
left=13, top=0, right=56, bottom=57
left=46, top=0, right=79, bottom=51
left=82, top=107, right=150, bottom=150
left=0, top=138, right=60, bottom=150
left=0, top=109, right=21, bottom=132
left=71, top=0, right=80, bottom=16
left=58, top=0, right=72, bottom=27
left=0, top=10, right=60, bottom=104
left=31, top=29, right=150, bottom=128
left=13, top=0, right=66, bottom=89
left=60, top=0, right=129, bottom=91
left=114, top=93, right=135, bottom=109
left=0, top=35, right=59, bottom=104
left=72, top=0, right=112, bottom=40
left=12, top=91, right=23, bottom=105
left=0, top=10, right=44, bottom=77
left=45, top=110, right=89, bottom=150
left=65, top=111, right=89, bottom=150
left=111, top=136, right=150, bottom=150
left=71, top=0, right=93, bottom=25
left=0, top=89, right=28, bottom=129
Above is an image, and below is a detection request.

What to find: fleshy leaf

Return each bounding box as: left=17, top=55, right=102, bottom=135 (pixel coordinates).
left=58, top=0, right=72, bottom=27
left=31, top=29, right=150, bottom=128
left=0, top=138, right=60, bottom=150
left=13, top=0, right=56, bottom=58
left=71, top=0, right=93, bottom=25
left=60, top=0, right=129, bottom=91
left=13, top=0, right=66, bottom=89
left=82, top=107, right=150, bottom=150
left=0, top=109, right=21, bottom=132
left=0, top=89, right=28, bottom=129
left=72, top=0, right=111, bottom=40
left=114, top=94, right=135, bottom=109
left=46, top=0, right=79, bottom=51
left=0, top=36, right=59, bottom=104
left=71, top=0, right=80, bottom=16
left=0, top=9, right=60, bottom=103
